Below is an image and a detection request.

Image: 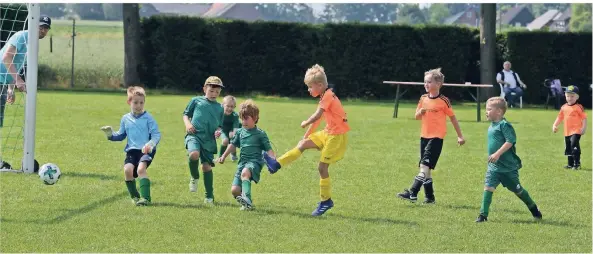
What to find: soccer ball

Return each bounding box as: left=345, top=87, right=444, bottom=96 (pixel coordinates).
left=38, top=163, right=61, bottom=185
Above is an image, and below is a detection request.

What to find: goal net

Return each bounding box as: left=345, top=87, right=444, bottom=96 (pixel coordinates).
left=0, top=3, right=39, bottom=173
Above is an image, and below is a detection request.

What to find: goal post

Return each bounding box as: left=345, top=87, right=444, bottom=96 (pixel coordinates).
left=0, top=3, right=39, bottom=174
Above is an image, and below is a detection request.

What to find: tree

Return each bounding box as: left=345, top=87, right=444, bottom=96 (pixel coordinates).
left=123, top=4, right=141, bottom=86
left=397, top=4, right=426, bottom=25
left=40, top=4, right=66, bottom=18
left=480, top=4, right=497, bottom=102
left=570, top=3, right=592, bottom=32
left=331, top=4, right=398, bottom=24
left=428, top=4, right=450, bottom=24
left=256, top=3, right=315, bottom=23
left=317, top=4, right=335, bottom=23
left=65, top=3, right=105, bottom=20
left=102, top=3, right=123, bottom=21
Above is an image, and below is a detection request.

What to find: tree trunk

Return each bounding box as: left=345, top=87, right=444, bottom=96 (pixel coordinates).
left=480, top=3, right=497, bottom=99
left=123, top=4, right=141, bottom=87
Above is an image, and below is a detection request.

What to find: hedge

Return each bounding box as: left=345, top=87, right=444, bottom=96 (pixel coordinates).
left=140, top=16, right=592, bottom=107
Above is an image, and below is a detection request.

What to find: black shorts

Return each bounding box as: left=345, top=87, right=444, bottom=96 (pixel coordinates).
left=419, top=137, right=443, bottom=170
left=564, top=134, right=581, bottom=155
left=124, top=149, right=156, bottom=178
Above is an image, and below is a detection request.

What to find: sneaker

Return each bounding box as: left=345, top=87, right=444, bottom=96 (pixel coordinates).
left=131, top=197, right=140, bottom=205
left=231, top=154, right=238, bottom=162
left=396, top=189, right=417, bottom=202
left=262, top=152, right=281, bottom=174
left=572, top=164, right=581, bottom=170
left=423, top=197, right=436, bottom=204
left=136, top=198, right=151, bottom=206
left=312, top=199, right=334, bottom=216
left=529, top=205, right=542, bottom=220
left=564, top=165, right=574, bottom=169
left=189, top=178, right=198, bottom=192
left=235, top=194, right=254, bottom=209
left=204, top=198, right=214, bottom=205
left=475, top=214, right=488, bottom=223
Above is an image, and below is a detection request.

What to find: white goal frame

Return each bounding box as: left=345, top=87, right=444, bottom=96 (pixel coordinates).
left=0, top=3, right=39, bottom=174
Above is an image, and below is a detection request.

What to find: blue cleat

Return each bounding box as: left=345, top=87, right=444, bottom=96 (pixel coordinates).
left=262, top=152, right=281, bottom=174
left=312, top=198, right=334, bottom=216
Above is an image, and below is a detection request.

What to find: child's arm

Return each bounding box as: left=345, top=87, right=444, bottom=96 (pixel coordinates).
left=488, top=142, right=513, bottom=163
left=302, top=108, right=324, bottom=138
left=183, top=99, right=197, bottom=134
left=304, top=115, right=323, bottom=139
left=183, top=115, right=196, bottom=134
left=217, top=144, right=236, bottom=164
left=448, top=115, right=465, bottom=146
left=102, top=117, right=127, bottom=141
left=581, top=118, right=587, bottom=135
left=415, top=108, right=426, bottom=120
left=552, top=110, right=564, bottom=133
left=142, top=116, right=161, bottom=154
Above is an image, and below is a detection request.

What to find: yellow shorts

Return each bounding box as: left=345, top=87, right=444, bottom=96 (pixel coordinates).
left=308, top=130, right=348, bottom=164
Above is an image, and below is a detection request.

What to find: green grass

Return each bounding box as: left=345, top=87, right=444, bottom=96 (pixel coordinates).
left=1, top=91, right=591, bottom=252
left=38, top=20, right=124, bottom=89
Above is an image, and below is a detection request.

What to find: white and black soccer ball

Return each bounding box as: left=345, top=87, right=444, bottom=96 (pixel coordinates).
left=38, top=163, right=61, bottom=185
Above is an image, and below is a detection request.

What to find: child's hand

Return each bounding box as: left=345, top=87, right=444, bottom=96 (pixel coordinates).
left=552, top=125, right=558, bottom=133
left=214, top=129, right=222, bottom=138
left=100, top=126, right=113, bottom=138
left=457, top=136, right=465, bottom=146
left=185, top=123, right=196, bottom=134
left=301, top=121, right=309, bottom=128
left=488, top=153, right=500, bottom=163
left=217, top=156, right=226, bottom=164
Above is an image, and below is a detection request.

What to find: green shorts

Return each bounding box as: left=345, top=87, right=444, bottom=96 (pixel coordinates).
left=484, top=170, right=522, bottom=193
left=185, top=136, right=215, bottom=167
left=220, top=130, right=232, bottom=142
left=232, top=161, right=263, bottom=186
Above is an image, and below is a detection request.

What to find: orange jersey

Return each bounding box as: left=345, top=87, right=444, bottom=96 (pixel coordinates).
left=318, top=89, right=350, bottom=135
left=558, top=103, right=587, bottom=136
left=417, top=94, right=454, bottom=139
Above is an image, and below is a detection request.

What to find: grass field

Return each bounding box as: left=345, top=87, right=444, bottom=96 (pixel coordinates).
left=0, top=91, right=591, bottom=252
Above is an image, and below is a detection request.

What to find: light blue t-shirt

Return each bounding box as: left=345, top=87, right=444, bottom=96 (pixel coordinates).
left=108, top=111, right=162, bottom=152
left=0, top=30, right=28, bottom=84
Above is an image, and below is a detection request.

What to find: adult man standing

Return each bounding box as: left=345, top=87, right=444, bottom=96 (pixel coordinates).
left=0, top=15, right=50, bottom=127
left=496, top=61, right=527, bottom=108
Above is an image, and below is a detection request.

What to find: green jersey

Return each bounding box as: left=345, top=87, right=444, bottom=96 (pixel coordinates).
left=222, top=111, right=241, bottom=133
left=487, top=118, right=522, bottom=172
left=231, top=126, right=272, bottom=164
left=183, top=96, right=224, bottom=152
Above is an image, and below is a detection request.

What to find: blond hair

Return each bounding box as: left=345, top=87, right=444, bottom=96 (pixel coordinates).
left=222, top=95, right=236, bottom=106
left=304, top=64, right=328, bottom=87
left=486, top=96, right=507, bottom=114
left=127, top=86, right=146, bottom=102
left=239, top=99, right=260, bottom=123
left=424, top=68, right=445, bottom=84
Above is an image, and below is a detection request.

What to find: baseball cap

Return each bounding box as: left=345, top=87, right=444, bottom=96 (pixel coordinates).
left=204, top=76, right=224, bottom=88
left=39, top=15, right=51, bottom=29
left=565, top=85, right=579, bottom=94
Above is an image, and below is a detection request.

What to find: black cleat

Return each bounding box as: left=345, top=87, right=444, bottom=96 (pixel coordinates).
left=564, top=165, right=574, bottom=169
left=396, top=189, right=417, bottom=202
left=423, top=197, right=436, bottom=204
left=572, top=164, right=581, bottom=170
left=529, top=205, right=542, bottom=220
left=475, top=214, right=488, bottom=223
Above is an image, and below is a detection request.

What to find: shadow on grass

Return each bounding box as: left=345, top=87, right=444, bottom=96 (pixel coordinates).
left=443, top=203, right=525, bottom=214
left=62, top=171, right=119, bottom=181
left=1, top=192, right=127, bottom=225
left=508, top=218, right=587, bottom=229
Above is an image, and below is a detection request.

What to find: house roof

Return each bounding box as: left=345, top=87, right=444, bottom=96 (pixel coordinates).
left=555, top=7, right=571, bottom=21
left=145, top=3, right=212, bottom=16
left=527, top=9, right=560, bottom=30
left=500, top=5, right=528, bottom=24
left=202, top=3, right=237, bottom=18
left=444, top=10, right=466, bottom=24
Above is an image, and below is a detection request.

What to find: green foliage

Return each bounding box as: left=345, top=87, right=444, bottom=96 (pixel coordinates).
left=427, top=4, right=450, bottom=24
left=40, top=3, right=66, bottom=18
left=102, top=3, right=123, bottom=21
left=256, top=4, right=315, bottom=23
left=570, top=4, right=592, bottom=32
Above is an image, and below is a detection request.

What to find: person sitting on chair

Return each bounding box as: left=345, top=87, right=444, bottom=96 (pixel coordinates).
left=496, top=61, right=527, bottom=108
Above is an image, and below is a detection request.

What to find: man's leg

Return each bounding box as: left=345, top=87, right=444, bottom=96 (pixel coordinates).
left=503, top=86, right=514, bottom=106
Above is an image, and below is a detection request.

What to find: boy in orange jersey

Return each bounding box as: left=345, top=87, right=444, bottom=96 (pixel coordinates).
left=397, top=68, right=465, bottom=204
left=552, top=85, right=587, bottom=170
left=263, top=64, right=349, bottom=216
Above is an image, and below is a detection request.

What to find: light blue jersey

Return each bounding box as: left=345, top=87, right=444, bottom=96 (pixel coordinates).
left=0, top=31, right=28, bottom=84
left=108, top=111, right=161, bottom=152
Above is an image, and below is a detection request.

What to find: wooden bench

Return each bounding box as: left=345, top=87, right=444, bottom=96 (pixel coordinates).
left=383, top=81, right=495, bottom=122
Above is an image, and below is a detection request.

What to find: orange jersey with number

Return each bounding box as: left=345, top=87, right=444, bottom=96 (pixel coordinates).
left=558, top=103, right=587, bottom=136
left=416, top=94, right=454, bottom=139
left=319, top=89, right=349, bottom=135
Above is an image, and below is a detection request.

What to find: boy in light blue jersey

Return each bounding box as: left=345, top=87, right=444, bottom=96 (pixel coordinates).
left=101, top=86, right=161, bottom=206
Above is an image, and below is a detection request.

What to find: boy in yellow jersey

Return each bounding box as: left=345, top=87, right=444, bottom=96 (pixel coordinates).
left=264, top=64, right=349, bottom=216
left=552, top=85, right=587, bottom=170
left=397, top=68, right=465, bottom=204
